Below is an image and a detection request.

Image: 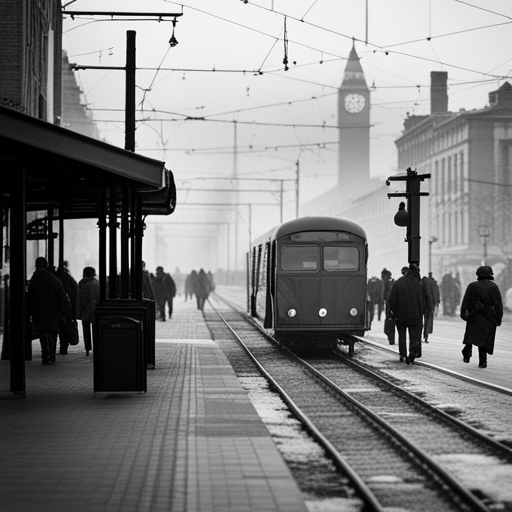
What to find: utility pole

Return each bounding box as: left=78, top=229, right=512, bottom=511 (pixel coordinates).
left=125, top=31, right=136, bottom=152
left=67, top=10, right=183, bottom=151
left=387, top=167, right=430, bottom=266
left=296, top=159, right=300, bottom=218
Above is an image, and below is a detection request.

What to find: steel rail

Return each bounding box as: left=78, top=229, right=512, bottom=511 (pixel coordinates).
left=333, top=341, right=512, bottom=457
left=355, top=336, right=512, bottom=396
left=206, top=298, right=386, bottom=512
left=212, top=292, right=493, bottom=512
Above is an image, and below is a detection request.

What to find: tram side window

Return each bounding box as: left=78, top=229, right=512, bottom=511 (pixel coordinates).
left=324, top=246, right=359, bottom=271
left=281, top=246, right=319, bottom=271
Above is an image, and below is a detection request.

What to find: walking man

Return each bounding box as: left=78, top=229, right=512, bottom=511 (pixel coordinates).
left=421, top=272, right=440, bottom=343
left=28, top=257, right=71, bottom=364
left=388, top=263, right=424, bottom=365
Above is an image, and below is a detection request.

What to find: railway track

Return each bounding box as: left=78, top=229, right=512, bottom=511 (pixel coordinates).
left=206, top=294, right=512, bottom=512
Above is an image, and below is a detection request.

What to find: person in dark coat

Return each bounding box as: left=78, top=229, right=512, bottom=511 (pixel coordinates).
left=381, top=269, right=396, bottom=345
left=28, top=257, right=71, bottom=365
left=367, top=276, right=383, bottom=321
left=57, top=262, right=79, bottom=354
left=79, top=266, right=100, bottom=357
left=388, top=263, right=424, bottom=364
left=142, top=261, right=155, bottom=301
left=207, top=271, right=216, bottom=293
left=153, top=266, right=176, bottom=321
left=194, top=268, right=212, bottom=311
left=460, top=265, right=503, bottom=368
left=421, top=272, right=440, bottom=343
left=185, top=270, right=197, bottom=302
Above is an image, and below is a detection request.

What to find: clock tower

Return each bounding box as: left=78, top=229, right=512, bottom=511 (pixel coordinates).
left=338, top=43, right=370, bottom=191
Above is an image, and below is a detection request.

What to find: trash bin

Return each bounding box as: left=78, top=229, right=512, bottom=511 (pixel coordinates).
left=93, top=315, right=145, bottom=392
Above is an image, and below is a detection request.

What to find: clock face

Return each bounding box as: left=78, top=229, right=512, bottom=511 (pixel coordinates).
left=344, top=93, right=365, bottom=113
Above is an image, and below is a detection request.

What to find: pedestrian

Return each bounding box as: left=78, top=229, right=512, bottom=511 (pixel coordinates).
left=440, top=272, right=460, bottom=316
left=142, top=261, right=155, bottom=301
left=185, top=270, right=197, bottom=302
left=57, top=261, right=79, bottom=354
left=28, top=257, right=71, bottom=365
left=381, top=268, right=396, bottom=345
left=207, top=270, right=216, bottom=293
left=460, top=265, right=503, bottom=368
left=194, top=268, right=212, bottom=311
left=78, top=266, right=100, bottom=357
left=165, top=271, right=177, bottom=319
left=153, top=266, right=176, bottom=321
left=421, top=272, right=440, bottom=343
left=367, top=276, right=382, bottom=321
left=388, top=263, right=424, bottom=364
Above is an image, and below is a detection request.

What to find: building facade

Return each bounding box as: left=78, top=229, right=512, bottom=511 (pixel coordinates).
left=396, top=76, right=512, bottom=293
left=0, top=0, right=62, bottom=120
left=304, top=51, right=512, bottom=296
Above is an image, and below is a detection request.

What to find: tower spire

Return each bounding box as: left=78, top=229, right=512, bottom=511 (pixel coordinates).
left=341, top=42, right=368, bottom=89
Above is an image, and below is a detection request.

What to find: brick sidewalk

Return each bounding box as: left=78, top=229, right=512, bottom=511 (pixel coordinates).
left=0, top=299, right=307, bottom=512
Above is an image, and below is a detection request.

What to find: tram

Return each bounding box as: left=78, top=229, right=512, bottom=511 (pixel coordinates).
left=248, top=216, right=369, bottom=349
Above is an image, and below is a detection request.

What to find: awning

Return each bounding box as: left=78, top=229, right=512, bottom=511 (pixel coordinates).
left=0, top=105, right=176, bottom=217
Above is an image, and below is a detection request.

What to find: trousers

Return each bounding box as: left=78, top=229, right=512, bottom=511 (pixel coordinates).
left=462, top=344, right=487, bottom=365
left=396, top=323, right=422, bottom=359
left=39, top=331, right=58, bottom=363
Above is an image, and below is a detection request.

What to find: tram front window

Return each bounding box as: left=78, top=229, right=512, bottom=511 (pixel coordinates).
left=324, top=246, right=359, bottom=270
left=281, top=246, right=319, bottom=271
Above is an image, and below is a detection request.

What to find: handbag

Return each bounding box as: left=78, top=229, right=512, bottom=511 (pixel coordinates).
left=60, top=318, right=79, bottom=346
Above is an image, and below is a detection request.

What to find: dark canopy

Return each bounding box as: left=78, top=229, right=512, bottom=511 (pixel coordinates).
left=0, top=105, right=176, bottom=217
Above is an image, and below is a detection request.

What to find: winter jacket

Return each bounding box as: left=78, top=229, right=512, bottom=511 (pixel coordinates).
left=28, top=269, right=71, bottom=332
left=194, top=270, right=212, bottom=298
left=388, top=273, right=424, bottom=326
left=460, top=279, right=503, bottom=354
left=153, top=272, right=176, bottom=306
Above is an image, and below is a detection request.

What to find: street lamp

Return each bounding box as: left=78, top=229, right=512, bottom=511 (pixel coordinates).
left=478, top=225, right=490, bottom=265
left=428, top=236, right=438, bottom=273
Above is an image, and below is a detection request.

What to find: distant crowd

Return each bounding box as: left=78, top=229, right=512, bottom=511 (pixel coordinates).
left=141, top=265, right=216, bottom=315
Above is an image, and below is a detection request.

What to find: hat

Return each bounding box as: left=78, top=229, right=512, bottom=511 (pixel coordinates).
left=476, top=265, right=493, bottom=277
left=83, top=266, right=96, bottom=277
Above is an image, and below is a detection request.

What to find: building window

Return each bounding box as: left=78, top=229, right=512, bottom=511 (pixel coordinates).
left=453, top=154, right=458, bottom=194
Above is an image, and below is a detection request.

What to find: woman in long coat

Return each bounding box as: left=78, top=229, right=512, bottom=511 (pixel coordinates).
left=460, top=265, right=503, bottom=368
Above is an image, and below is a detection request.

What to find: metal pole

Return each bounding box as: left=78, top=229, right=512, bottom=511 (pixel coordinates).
left=120, top=185, right=130, bottom=298
left=125, top=31, right=136, bottom=152
left=233, top=120, right=239, bottom=270
left=109, top=184, right=118, bottom=299
left=47, top=206, right=54, bottom=268
left=296, top=159, right=300, bottom=218
left=407, top=169, right=421, bottom=266
left=10, top=160, right=26, bottom=394
left=99, top=187, right=107, bottom=302
left=280, top=180, right=284, bottom=223
left=58, top=205, right=64, bottom=268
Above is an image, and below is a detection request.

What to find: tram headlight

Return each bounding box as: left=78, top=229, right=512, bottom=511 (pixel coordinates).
left=319, top=308, right=327, bottom=317
left=288, top=308, right=297, bottom=318
left=350, top=308, right=358, bottom=317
